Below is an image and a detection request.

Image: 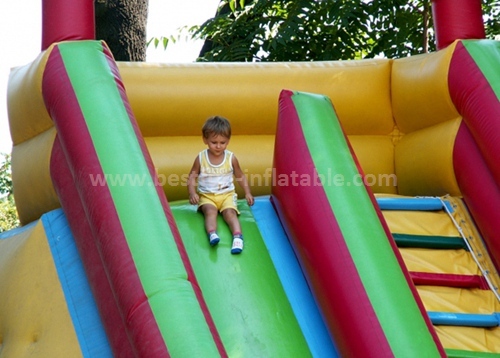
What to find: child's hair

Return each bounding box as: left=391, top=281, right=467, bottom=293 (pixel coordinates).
left=202, top=116, right=231, bottom=139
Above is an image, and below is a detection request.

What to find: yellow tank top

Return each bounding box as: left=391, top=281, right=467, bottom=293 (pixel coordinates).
left=198, top=149, right=235, bottom=194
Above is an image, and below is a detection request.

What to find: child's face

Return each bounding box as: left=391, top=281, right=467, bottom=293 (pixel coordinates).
left=203, top=133, right=230, bottom=157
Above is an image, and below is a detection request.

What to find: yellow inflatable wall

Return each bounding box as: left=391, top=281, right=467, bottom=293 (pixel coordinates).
left=0, top=222, right=82, bottom=357
left=9, top=42, right=462, bottom=225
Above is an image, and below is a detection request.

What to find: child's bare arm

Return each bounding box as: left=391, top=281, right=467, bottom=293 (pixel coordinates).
left=233, top=155, right=254, bottom=206
left=187, top=157, right=201, bottom=205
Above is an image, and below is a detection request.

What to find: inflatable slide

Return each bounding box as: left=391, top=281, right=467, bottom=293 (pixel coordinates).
left=2, top=0, right=500, bottom=357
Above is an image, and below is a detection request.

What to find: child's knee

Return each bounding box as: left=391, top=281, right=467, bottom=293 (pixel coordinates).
left=222, top=208, right=237, bottom=219
left=201, top=204, right=218, bottom=216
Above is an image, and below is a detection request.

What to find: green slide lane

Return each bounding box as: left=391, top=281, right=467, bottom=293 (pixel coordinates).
left=170, top=200, right=311, bottom=357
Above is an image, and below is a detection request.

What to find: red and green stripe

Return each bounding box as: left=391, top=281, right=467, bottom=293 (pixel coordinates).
left=449, top=40, right=500, bottom=274
left=272, top=90, right=444, bottom=357
left=43, top=40, right=225, bottom=357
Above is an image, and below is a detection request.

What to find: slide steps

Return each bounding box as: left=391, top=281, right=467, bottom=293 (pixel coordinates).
left=376, top=195, right=500, bottom=354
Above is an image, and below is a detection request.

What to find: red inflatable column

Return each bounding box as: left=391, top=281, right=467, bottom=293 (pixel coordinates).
left=431, top=0, right=485, bottom=49
left=42, top=0, right=95, bottom=50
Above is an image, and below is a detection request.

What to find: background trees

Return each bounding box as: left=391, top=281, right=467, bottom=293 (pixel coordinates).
left=0, top=153, right=19, bottom=232
left=193, top=0, right=500, bottom=62
left=484, top=1, right=500, bottom=38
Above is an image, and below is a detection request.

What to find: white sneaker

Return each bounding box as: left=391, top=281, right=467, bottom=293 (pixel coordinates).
left=208, top=232, right=220, bottom=246
left=231, top=236, right=244, bottom=254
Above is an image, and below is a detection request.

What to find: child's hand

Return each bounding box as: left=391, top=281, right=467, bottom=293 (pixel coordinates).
left=189, top=193, right=200, bottom=205
left=246, top=193, right=254, bottom=206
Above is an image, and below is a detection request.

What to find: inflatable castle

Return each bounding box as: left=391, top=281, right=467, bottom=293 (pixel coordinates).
left=1, top=0, right=500, bottom=356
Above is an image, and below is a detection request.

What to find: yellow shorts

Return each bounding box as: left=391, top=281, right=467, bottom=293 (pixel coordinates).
left=199, top=191, right=239, bottom=214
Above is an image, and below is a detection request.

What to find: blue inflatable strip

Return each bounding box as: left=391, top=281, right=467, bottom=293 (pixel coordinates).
left=376, top=197, right=452, bottom=212
left=42, top=209, right=113, bottom=358
left=428, top=311, right=500, bottom=327
left=251, top=196, right=339, bottom=358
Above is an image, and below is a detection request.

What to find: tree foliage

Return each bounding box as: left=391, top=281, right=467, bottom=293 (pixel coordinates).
left=0, top=153, right=13, bottom=197
left=191, top=0, right=499, bottom=62
left=0, top=196, right=19, bottom=233
left=0, top=153, right=19, bottom=233
left=484, top=1, right=500, bottom=39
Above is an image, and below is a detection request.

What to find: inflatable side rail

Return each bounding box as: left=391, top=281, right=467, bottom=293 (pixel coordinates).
left=449, top=40, right=500, bottom=273
left=271, top=90, right=446, bottom=357
left=44, top=40, right=226, bottom=357
left=376, top=197, right=452, bottom=211
left=428, top=312, right=500, bottom=328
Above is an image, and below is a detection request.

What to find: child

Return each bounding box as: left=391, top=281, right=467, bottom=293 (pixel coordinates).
left=187, top=115, right=254, bottom=254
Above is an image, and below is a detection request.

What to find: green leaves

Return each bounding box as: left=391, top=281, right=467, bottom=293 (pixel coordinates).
left=0, top=153, right=12, bottom=197
left=146, top=24, right=197, bottom=51
left=147, top=36, right=172, bottom=50
left=228, top=0, right=247, bottom=12
left=0, top=195, right=19, bottom=233
left=191, top=0, right=497, bottom=62
left=483, top=1, right=500, bottom=39
left=0, top=153, right=18, bottom=232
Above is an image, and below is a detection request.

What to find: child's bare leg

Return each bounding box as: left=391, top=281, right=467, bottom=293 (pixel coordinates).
left=221, top=208, right=241, bottom=235
left=202, top=204, right=220, bottom=246
left=201, top=204, right=218, bottom=233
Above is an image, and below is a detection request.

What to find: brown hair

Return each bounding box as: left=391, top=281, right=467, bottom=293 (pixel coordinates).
left=202, top=115, right=231, bottom=139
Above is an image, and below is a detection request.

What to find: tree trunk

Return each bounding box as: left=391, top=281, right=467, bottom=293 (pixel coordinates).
left=95, top=0, right=149, bottom=61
